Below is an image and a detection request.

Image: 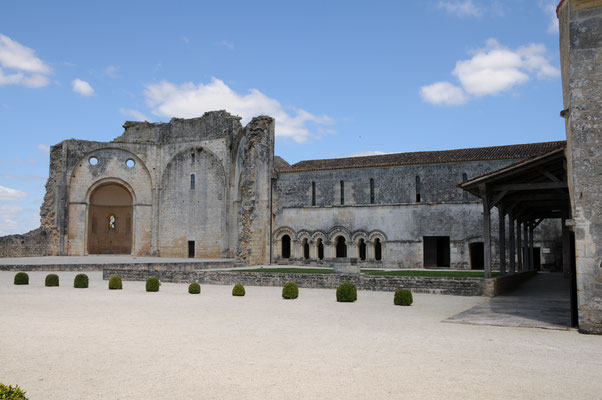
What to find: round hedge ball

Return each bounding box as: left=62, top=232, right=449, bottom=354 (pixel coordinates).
left=336, top=282, right=357, bottom=303
left=282, top=281, right=299, bottom=299
left=394, top=289, right=413, bottom=306
left=232, top=283, right=245, bottom=296
left=14, top=272, right=29, bottom=285
left=188, top=283, right=201, bottom=294
left=146, top=276, right=161, bottom=292
left=45, top=273, right=59, bottom=287
left=73, top=273, right=89, bottom=288
left=108, top=275, right=122, bottom=290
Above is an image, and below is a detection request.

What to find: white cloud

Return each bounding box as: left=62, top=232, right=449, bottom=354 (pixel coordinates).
left=347, top=151, right=388, bottom=157
left=37, top=144, right=50, bottom=153
left=0, top=185, right=27, bottom=201
left=215, top=40, right=234, bottom=49
left=0, top=34, right=51, bottom=88
left=119, top=107, right=150, bottom=121
left=104, top=65, right=120, bottom=78
left=437, top=0, right=482, bottom=18
left=420, top=81, right=468, bottom=106
left=421, top=39, right=559, bottom=106
left=72, top=78, right=94, bottom=96
left=0, top=173, right=46, bottom=182
left=144, top=77, right=333, bottom=143
left=540, top=1, right=559, bottom=34
left=0, top=204, right=39, bottom=236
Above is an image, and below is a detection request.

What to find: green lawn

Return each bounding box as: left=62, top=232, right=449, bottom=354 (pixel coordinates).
left=361, top=270, right=500, bottom=278
left=239, top=268, right=334, bottom=274
left=236, top=268, right=498, bottom=278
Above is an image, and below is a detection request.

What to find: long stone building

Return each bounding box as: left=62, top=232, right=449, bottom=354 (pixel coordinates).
left=0, top=0, right=599, bottom=333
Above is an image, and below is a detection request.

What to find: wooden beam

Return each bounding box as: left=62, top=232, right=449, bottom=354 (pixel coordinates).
left=509, top=212, right=516, bottom=274
left=498, top=206, right=506, bottom=275
left=491, top=182, right=568, bottom=191
left=516, top=220, right=523, bottom=272
left=480, top=184, right=492, bottom=279
left=490, top=191, right=508, bottom=210
left=537, top=167, right=562, bottom=183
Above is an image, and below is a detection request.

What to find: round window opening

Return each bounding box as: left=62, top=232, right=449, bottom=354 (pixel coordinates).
left=126, top=159, right=135, bottom=168
left=89, top=156, right=99, bottom=166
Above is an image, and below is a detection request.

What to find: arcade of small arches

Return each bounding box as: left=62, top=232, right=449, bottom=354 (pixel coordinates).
left=273, top=227, right=386, bottom=263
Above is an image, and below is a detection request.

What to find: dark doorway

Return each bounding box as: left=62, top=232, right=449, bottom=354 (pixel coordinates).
left=87, top=183, right=133, bottom=254
left=374, top=238, right=382, bottom=261
left=188, top=241, right=195, bottom=258
left=469, top=242, right=484, bottom=270
left=423, top=236, right=450, bottom=268
left=317, top=239, right=324, bottom=260
left=533, top=247, right=541, bottom=270
left=303, top=239, right=310, bottom=259
left=358, top=239, right=366, bottom=261
left=336, top=236, right=347, bottom=258
left=281, top=235, right=291, bottom=259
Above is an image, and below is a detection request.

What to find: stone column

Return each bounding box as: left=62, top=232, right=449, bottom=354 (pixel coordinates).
left=309, top=241, right=317, bottom=260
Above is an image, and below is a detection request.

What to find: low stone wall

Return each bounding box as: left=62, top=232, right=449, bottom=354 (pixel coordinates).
left=102, top=268, right=485, bottom=296
left=0, top=260, right=235, bottom=272
left=0, top=228, right=51, bottom=258
left=482, top=270, right=537, bottom=297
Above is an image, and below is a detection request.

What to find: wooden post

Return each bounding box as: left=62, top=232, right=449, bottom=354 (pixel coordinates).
left=480, top=185, right=492, bottom=279
left=516, top=220, right=523, bottom=272
left=523, top=221, right=530, bottom=271
left=498, top=206, right=506, bottom=275
left=509, top=212, right=516, bottom=274
left=562, top=217, right=570, bottom=278
left=528, top=225, right=535, bottom=271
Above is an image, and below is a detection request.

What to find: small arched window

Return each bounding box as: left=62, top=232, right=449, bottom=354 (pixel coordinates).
left=281, top=235, right=291, bottom=259
left=108, top=215, right=116, bottom=229
left=359, top=239, right=366, bottom=261
left=303, top=239, right=310, bottom=259
left=374, top=238, right=382, bottom=261
left=336, top=236, right=347, bottom=258
left=317, top=239, right=324, bottom=260
left=190, top=174, right=195, bottom=190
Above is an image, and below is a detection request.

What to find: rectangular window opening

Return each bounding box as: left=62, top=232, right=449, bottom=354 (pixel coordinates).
left=415, top=176, right=421, bottom=203
left=190, top=174, right=195, bottom=190
left=311, top=181, right=316, bottom=206
left=188, top=241, right=195, bottom=258
left=340, top=180, right=345, bottom=205
left=370, top=178, right=375, bottom=204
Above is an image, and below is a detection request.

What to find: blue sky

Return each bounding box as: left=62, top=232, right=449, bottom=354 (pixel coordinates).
left=0, top=0, right=564, bottom=235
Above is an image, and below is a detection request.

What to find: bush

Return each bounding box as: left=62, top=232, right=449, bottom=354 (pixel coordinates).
left=336, top=282, right=357, bottom=302
left=146, top=276, right=161, bottom=292
left=13, top=272, right=29, bottom=285
left=282, top=281, right=299, bottom=299
left=394, top=289, right=413, bottom=306
left=45, top=274, right=59, bottom=287
left=232, top=283, right=245, bottom=296
left=188, top=283, right=201, bottom=294
left=0, top=383, right=28, bottom=399
left=108, top=275, right=122, bottom=290
left=73, top=273, right=89, bottom=288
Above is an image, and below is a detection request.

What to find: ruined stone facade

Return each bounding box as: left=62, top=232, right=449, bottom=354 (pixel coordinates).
left=0, top=111, right=274, bottom=265
left=558, top=0, right=602, bottom=334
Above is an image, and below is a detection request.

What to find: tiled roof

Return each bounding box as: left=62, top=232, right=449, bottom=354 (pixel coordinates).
left=278, top=141, right=567, bottom=173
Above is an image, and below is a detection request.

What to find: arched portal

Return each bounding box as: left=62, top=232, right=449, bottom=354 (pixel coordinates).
left=281, top=235, right=291, bottom=259
left=358, top=239, right=366, bottom=261
left=317, top=238, right=324, bottom=260
left=87, top=183, right=133, bottom=254
left=336, top=236, right=347, bottom=258
left=303, top=238, right=310, bottom=259
left=374, top=238, right=382, bottom=261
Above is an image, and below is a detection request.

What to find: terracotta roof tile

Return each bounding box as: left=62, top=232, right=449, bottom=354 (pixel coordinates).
left=279, top=141, right=567, bottom=173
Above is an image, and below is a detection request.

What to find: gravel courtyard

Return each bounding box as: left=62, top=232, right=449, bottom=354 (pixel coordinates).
left=1, top=271, right=601, bottom=400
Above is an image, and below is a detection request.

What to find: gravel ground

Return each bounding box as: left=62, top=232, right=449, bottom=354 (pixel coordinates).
left=1, top=271, right=601, bottom=400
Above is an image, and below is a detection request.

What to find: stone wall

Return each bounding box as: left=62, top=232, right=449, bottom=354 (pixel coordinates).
left=102, top=267, right=485, bottom=296
left=559, top=0, right=602, bottom=334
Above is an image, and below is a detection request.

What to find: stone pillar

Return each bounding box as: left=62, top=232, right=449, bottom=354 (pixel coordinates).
left=309, top=241, right=317, bottom=260
left=558, top=0, right=602, bottom=334
left=562, top=218, right=571, bottom=279
left=498, top=207, right=506, bottom=275
left=292, top=240, right=300, bottom=260
left=509, top=212, right=516, bottom=274
left=325, top=241, right=334, bottom=259
left=367, top=243, right=374, bottom=260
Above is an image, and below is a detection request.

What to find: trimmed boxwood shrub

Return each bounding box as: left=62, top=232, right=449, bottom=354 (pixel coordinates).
left=188, top=283, right=201, bottom=294
left=232, top=283, right=245, bottom=296
left=146, top=276, right=160, bottom=292
left=45, top=273, right=59, bottom=287
left=13, top=272, right=29, bottom=285
left=336, top=282, right=357, bottom=302
left=394, top=289, right=413, bottom=306
left=0, top=383, right=28, bottom=399
left=282, top=281, right=299, bottom=299
left=108, top=275, right=122, bottom=290
left=73, top=273, right=89, bottom=288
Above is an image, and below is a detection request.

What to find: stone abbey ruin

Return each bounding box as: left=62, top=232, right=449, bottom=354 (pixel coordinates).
left=0, top=0, right=600, bottom=334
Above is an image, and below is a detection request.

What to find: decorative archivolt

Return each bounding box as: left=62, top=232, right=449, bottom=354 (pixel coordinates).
left=273, top=226, right=296, bottom=241
left=296, top=230, right=312, bottom=242
left=328, top=226, right=351, bottom=242
left=351, top=230, right=369, bottom=244
left=311, top=230, right=327, bottom=242
left=368, top=230, right=387, bottom=242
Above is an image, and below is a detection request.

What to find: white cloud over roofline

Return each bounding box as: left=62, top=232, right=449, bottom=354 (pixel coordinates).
left=0, top=34, right=51, bottom=88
